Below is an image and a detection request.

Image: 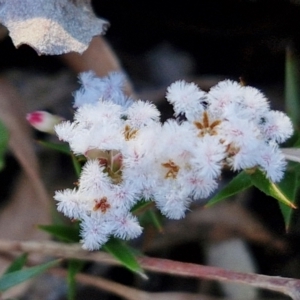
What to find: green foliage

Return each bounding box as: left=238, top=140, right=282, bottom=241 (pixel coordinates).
left=4, top=254, right=28, bottom=275
left=103, top=238, right=145, bottom=277
left=250, top=169, right=296, bottom=209
left=38, top=224, right=80, bottom=243
left=38, top=140, right=82, bottom=176
left=277, top=169, right=298, bottom=230
left=206, top=171, right=253, bottom=207
left=38, top=140, right=71, bottom=154
left=67, top=259, right=84, bottom=300
left=39, top=223, right=144, bottom=277
left=0, top=120, right=9, bottom=171
left=0, top=259, right=60, bottom=292
left=206, top=168, right=297, bottom=229
left=285, top=47, right=300, bottom=128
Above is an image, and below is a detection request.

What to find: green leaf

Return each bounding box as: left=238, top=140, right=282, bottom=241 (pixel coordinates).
left=0, top=260, right=60, bottom=292
left=131, top=199, right=153, bottom=214
left=277, top=170, right=298, bottom=230
left=38, top=140, right=83, bottom=176
left=67, top=260, right=84, bottom=300
left=139, top=209, right=163, bottom=233
left=250, top=169, right=297, bottom=209
left=4, top=254, right=28, bottom=275
left=38, top=140, right=71, bottom=155
left=103, top=238, right=145, bottom=277
left=285, top=46, right=300, bottom=127
left=71, top=154, right=82, bottom=177
left=205, top=171, right=252, bottom=207
left=38, top=224, right=80, bottom=243
left=0, top=120, right=9, bottom=171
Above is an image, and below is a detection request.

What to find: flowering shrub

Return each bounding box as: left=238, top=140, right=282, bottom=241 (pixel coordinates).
left=53, top=71, right=293, bottom=250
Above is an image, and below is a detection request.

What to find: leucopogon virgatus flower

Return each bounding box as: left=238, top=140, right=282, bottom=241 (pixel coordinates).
left=53, top=71, right=293, bottom=250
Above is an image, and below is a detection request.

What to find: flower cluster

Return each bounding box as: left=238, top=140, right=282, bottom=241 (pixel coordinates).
left=54, top=71, right=293, bottom=250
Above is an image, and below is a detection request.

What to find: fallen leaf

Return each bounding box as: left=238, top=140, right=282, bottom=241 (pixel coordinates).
left=0, top=0, right=109, bottom=55
left=0, top=79, right=51, bottom=298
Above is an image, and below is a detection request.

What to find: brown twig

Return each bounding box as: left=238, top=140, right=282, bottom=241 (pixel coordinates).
left=52, top=268, right=223, bottom=300
left=0, top=239, right=300, bottom=299
left=52, top=268, right=148, bottom=300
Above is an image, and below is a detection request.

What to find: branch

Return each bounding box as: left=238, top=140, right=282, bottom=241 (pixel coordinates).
left=0, top=239, right=299, bottom=299
left=52, top=268, right=220, bottom=300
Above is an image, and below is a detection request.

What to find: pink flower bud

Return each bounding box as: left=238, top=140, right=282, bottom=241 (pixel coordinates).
left=26, top=111, right=64, bottom=134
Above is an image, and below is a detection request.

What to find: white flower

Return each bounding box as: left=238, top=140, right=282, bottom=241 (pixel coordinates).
left=218, top=117, right=261, bottom=148
left=110, top=212, right=143, bottom=240
left=54, top=120, right=76, bottom=142
left=227, top=141, right=260, bottom=171
left=237, top=85, right=269, bottom=120
left=259, top=110, right=294, bottom=143
left=100, top=72, right=126, bottom=101
left=192, top=135, right=226, bottom=179
left=207, top=80, right=243, bottom=117
left=179, top=170, right=218, bottom=199
left=54, top=189, right=85, bottom=219
left=78, top=160, right=112, bottom=197
left=80, top=214, right=110, bottom=250
left=166, top=80, right=206, bottom=121
left=154, top=184, right=192, bottom=219
left=75, top=101, right=123, bottom=126
left=126, top=100, right=161, bottom=128
left=53, top=71, right=294, bottom=250
left=256, top=144, right=286, bottom=182
left=74, top=71, right=127, bottom=107
left=109, top=181, right=140, bottom=210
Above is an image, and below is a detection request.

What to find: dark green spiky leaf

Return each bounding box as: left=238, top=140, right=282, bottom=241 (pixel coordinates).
left=38, top=140, right=70, bottom=154
left=285, top=47, right=300, bottom=127
left=71, top=154, right=82, bottom=177
left=277, top=170, right=298, bottom=230
left=0, top=260, right=60, bottom=292
left=0, top=120, right=9, bottom=171
left=67, top=260, right=84, bottom=300
left=4, top=254, right=28, bottom=275
left=250, top=169, right=297, bottom=209
left=103, top=238, right=145, bottom=277
left=131, top=199, right=153, bottom=214
left=139, top=209, right=163, bottom=233
left=205, top=171, right=252, bottom=207
left=38, top=224, right=80, bottom=243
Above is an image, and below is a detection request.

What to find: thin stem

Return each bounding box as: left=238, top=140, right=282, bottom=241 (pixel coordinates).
left=0, top=239, right=300, bottom=299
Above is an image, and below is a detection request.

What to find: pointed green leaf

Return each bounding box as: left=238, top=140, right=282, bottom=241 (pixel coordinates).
left=131, top=199, right=153, bottom=214
left=38, top=140, right=71, bottom=154
left=0, top=260, right=60, bottom=292
left=4, top=254, right=28, bottom=275
left=38, top=224, right=80, bottom=243
left=38, top=140, right=83, bottom=176
left=103, top=238, right=145, bottom=277
left=285, top=46, right=300, bottom=127
left=205, top=171, right=252, bottom=207
left=277, top=170, right=298, bottom=230
left=67, top=260, right=84, bottom=300
left=71, top=154, right=82, bottom=177
left=139, top=209, right=163, bottom=233
left=250, top=169, right=297, bottom=209
left=0, top=120, right=9, bottom=171
left=145, top=209, right=163, bottom=232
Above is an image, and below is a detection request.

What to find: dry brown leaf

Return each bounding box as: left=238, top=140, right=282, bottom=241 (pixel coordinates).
left=0, top=79, right=51, bottom=237
left=0, top=0, right=109, bottom=55
left=0, top=79, right=51, bottom=297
